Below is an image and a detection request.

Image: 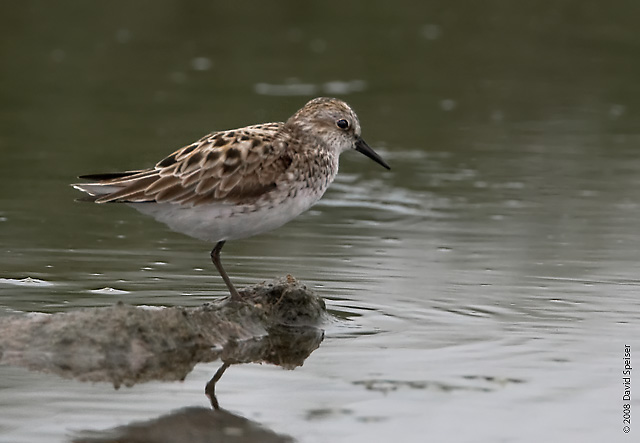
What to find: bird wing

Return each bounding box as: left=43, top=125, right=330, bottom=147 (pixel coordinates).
left=74, top=123, right=294, bottom=206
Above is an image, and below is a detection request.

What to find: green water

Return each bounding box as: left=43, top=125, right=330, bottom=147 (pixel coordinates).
left=1, top=1, right=639, bottom=442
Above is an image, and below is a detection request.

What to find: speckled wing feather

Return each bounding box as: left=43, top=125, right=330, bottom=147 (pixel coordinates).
left=81, top=123, right=294, bottom=206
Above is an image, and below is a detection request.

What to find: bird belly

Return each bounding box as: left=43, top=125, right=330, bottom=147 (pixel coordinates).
left=128, top=185, right=324, bottom=243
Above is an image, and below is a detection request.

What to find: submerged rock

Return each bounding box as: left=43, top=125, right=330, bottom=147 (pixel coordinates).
left=0, top=276, right=326, bottom=388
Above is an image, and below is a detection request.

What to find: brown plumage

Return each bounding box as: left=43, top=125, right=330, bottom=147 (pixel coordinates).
left=78, top=122, right=288, bottom=206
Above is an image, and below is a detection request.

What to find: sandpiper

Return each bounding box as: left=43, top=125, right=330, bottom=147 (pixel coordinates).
left=73, top=97, right=390, bottom=301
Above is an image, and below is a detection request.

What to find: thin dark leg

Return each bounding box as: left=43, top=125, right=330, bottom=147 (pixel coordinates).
left=211, top=241, right=242, bottom=301
left=205, top=362, right=231, bottom=410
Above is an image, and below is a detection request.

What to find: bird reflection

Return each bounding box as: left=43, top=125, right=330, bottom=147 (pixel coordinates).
left=73, top=325, right=324, bottom=442
left=205, top=324, right=324, bottom=410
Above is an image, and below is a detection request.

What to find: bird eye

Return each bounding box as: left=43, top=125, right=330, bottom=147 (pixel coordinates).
left=336, top=119, right=350, bottom=130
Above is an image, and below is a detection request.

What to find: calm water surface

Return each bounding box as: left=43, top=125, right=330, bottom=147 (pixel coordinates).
left=1, top=2, right=640, bottom=442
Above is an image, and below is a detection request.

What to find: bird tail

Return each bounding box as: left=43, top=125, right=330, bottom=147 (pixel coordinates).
left=71, top=170, right=152, bottom=203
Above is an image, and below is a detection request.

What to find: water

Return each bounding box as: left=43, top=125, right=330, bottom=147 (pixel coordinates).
left=1, top=1, right=640, bottom=441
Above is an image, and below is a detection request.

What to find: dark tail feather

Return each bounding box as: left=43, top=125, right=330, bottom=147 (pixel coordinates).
left=78, top=171, right=144, bottom=181
left=75, top=195, right=100, bottom=202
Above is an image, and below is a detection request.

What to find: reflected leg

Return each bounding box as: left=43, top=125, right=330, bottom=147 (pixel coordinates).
left=205, top=362, right=231, bottom=410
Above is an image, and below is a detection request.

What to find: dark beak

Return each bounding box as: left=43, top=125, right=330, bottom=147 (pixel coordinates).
left=355, top=138, right=390, bottom=170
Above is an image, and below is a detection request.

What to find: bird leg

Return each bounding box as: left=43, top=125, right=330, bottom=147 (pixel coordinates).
left=210, top=241, right=242, bottom=302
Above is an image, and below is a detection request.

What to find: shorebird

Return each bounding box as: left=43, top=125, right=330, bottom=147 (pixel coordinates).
left=73, top=97, right=390, bottom=301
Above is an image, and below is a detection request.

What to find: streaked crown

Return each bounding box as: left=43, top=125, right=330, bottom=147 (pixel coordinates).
left=285, top=97, right=362, bottom=154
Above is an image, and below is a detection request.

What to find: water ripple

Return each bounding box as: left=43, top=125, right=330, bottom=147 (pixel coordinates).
left=0, top=277, right=54, bottom=287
